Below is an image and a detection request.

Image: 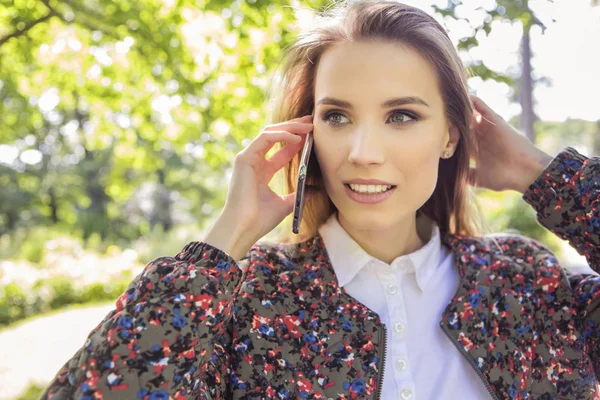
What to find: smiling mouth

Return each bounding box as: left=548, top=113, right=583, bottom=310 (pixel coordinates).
left=344, top=183, right=397, bottom=193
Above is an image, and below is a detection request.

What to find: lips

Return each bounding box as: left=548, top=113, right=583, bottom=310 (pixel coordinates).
left=344, top=183, right=396, bottom=204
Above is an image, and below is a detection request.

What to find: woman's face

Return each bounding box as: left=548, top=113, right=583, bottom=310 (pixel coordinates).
left=313, top=40, right=459, bottom=231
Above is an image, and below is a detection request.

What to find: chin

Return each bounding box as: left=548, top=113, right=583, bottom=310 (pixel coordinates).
left=338, top=207, right=401, bottom=229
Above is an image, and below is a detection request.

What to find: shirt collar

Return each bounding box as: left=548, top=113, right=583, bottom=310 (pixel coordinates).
left=317, top=212, right=442, bottom=292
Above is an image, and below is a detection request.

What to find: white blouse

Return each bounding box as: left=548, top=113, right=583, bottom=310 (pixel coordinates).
left=318, top=212, right=491, bottom=400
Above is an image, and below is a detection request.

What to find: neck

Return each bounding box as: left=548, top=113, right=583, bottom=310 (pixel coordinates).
left=336, top=210, right=427, bottom=265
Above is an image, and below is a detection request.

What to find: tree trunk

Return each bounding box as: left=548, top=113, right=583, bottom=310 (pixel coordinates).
left=48, top=185, right=58, bottom=223
left=75, top=96, right=112, bottom=242
left=150, top=168, right=173, bottom=232
left=519, top=28, right=536, bottom=144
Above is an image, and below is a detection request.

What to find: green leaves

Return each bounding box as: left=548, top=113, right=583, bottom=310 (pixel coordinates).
left=0, top=0, right=304, bottom=241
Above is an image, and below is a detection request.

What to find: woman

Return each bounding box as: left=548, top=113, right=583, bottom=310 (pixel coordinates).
left=42, top=1, right=600, bottom=399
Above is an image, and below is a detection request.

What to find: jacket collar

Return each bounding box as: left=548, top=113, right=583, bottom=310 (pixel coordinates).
left=308, top=221, right=493, bottom=293
left=317, top=212, right=443, bottom=291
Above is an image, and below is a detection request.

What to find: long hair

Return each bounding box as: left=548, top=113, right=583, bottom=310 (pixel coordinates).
left=267, top=0, right=489, bottom=244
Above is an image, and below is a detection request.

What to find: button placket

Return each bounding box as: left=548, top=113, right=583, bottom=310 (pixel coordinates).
left=378, top=269, right=415, bottom=397
left=390, top=299, right=408, bottom=343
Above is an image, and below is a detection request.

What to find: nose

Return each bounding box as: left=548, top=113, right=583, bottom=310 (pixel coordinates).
left=347, top=127, right=385, bottom=165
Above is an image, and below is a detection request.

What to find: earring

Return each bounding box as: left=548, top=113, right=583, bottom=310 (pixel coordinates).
left=443, top=151, right=451, bottom=158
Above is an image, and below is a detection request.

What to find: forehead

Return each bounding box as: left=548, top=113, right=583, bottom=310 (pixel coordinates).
left=314, top=41, right=442, bottom=108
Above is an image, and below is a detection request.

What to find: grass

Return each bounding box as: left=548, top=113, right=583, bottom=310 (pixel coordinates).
left=0, top=299, right=114, bottom=334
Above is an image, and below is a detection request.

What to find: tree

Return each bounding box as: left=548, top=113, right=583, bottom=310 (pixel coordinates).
left=0, top=0, right=314, bottom=242
left=434, top=0, right=552, bottom=143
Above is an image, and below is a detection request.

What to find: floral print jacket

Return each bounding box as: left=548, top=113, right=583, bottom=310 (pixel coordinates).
left=41, top=146, right=600, bottom=400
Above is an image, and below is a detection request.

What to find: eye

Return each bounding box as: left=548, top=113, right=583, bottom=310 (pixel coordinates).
left=321, top=109, right=420, bottom=127
left=388, top=110, right=419, bottom=124
left=322, top=111, right=349, bottom=126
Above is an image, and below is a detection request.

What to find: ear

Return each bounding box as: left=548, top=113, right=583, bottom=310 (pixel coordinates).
left=448, top=125, right=460, bottom=148
left=442, top=125, right=460, bottom=157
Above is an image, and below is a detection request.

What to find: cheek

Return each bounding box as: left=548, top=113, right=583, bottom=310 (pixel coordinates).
left=313, top=135, right=335, bottom=172
left=313, top=136, right=344, bottom=193
left=400, top=148, right=440, bottom=196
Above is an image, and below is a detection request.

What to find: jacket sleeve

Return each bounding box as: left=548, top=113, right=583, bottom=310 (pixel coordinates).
left=40, top=240, right=248, bottom=399
left=521, top=146, right=600, bottom=374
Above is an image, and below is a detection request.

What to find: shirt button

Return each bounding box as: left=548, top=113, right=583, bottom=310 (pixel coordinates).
left=386, top=283, right=398, bottom=295
left=396, top=358, right=407, bottom=370
left=394, top=321, right=405, bottom=333
left=401, top=388, right=412, bottom=399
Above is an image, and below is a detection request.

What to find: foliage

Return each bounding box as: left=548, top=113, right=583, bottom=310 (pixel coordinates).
left=16, top=382, right=46, bottom=400
left=1, top=0, right=329, bottom=243
left=0, top=222, right=209, bottom=327
left=0, top=225, right=73, bottom=263
left=478, top=189, right=558, bottom=252
left=0, top=275, right=130, bottom=326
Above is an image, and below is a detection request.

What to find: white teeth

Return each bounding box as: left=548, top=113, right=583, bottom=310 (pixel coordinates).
left=348, top=184, right=393, bottom=193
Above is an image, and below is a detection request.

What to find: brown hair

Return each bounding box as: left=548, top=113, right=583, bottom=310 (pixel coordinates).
left=268, top=0, right=489, bottom=244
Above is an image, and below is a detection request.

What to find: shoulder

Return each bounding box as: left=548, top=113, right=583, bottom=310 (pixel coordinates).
left=233, top=236, right=322, bottom=304
left=241, top=235, right=320, bottom=280
left=453, top=230, right=557, bottom=260
left=476, top=232, right=565, bottom=281
left=484, top=232, right=558, bottom=262
left=452, top=231, right=563, bottom=275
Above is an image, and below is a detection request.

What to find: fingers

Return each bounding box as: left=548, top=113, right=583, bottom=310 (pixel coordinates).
left=470, top=95, right=500, bottom=127
left=282, top=115, right=312, bottom=123
left=470, top=95, right=487, bottom=111
left=264, top=121, right=314, bottom=134
left=263, top=135, right=307, bottom=177
left=242, top=129, right=306, bottom=159
left=262, top=115, right=312, bottom=131
left=243, top=116, right=313, bottom=157
left=470, top=95, right=496, bottom=119
left=235, top=115, right=313, bottom=177
left=260, top=129, right=307, bottom=153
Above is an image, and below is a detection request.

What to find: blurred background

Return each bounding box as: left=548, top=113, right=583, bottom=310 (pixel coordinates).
left=1, top=0, right=599, bottom=398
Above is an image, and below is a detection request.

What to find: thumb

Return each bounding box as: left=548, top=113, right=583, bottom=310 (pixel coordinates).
left=281, top=192, right=297, bottom=215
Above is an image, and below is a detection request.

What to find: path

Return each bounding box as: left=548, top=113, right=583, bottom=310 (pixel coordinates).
left=0, top=303, right=114, bottom=400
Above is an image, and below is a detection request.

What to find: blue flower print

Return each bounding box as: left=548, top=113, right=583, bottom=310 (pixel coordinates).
left=172, top=315, right=187, bottom=329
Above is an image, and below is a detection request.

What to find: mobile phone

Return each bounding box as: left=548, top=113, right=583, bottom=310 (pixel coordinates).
left=292, top=113, right=315, bottom=234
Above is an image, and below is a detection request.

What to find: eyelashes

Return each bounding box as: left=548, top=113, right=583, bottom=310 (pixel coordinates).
left=321, top=109, right=421, bottom=127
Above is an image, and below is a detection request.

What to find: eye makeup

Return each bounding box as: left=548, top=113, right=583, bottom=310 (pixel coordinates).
left=320, top=109, right=421, bottom=127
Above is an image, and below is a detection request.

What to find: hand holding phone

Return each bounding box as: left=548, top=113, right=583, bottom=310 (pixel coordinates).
left=210, top=115, right=313, bottom=259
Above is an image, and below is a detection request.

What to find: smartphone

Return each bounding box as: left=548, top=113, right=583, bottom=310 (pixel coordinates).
left=292, top=112, right=315, bottom=234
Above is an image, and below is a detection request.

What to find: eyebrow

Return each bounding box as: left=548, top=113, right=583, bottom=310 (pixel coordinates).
left=316, top=96, right=430, bottom=109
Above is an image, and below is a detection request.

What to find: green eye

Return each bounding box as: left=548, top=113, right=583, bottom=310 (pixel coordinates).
left=389, top=111, right=419, bottom=124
